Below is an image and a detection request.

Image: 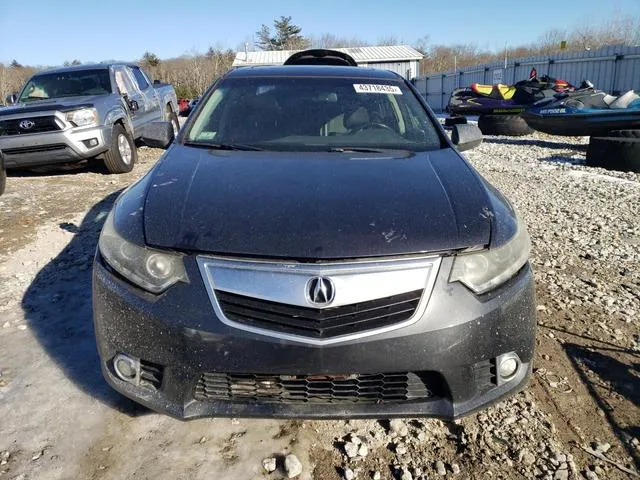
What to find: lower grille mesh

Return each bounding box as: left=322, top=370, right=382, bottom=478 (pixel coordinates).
left=194, top=371, right=439, bottom=404
left=3, top=144, right=67, bottom=155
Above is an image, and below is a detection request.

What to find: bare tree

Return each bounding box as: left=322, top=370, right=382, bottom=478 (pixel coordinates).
left=0, top=62, right=36, bottom=103
left=309, top=33, right=370, bottom=48
left=377, top=35, right=402, bottom=46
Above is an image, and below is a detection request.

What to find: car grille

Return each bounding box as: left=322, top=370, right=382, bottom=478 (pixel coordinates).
left=215, top=289, right=423, bottom=339
left=194, top=371, right=440, bottom=404
left=472, top=358, right=498, bottom=393
left=139, top=359, right=163, bottom=389
left=0, top=116, right=62, bottom=136
left=3, top=144, right=67, bottom=155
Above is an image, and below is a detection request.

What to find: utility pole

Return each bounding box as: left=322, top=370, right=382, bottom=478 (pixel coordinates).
left=504, top=41, right=508, bottom=69
left=454, top=55, right=457, bottom=88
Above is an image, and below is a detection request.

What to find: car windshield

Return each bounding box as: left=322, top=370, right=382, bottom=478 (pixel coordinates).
left=19, top=69, right=112, bottom=102
left=186, top=75, right=442, bottom=152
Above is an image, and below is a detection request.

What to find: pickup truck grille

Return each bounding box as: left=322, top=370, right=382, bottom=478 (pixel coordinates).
left=0, top=116, right=62, bottom=136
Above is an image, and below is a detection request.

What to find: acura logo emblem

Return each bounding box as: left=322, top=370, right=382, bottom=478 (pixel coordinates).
left=19, top=120, right=35, bottom=130
left=307, top=277, right=335, bottom=306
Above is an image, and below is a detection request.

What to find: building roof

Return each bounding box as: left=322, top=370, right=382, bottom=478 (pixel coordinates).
left=233, top=45, right=423, bottom=67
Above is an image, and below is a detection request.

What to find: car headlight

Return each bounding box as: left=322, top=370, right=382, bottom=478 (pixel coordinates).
left=449, top=216, right=531, bottom=294
left=66, top=108, right=98, bottom=127
left=98, top=210, right=187, bottom=293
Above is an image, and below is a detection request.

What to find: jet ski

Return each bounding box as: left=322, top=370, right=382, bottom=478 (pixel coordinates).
left=447, top=73, right=575, bottom=116
left=522, top=83, right=640, bottom=136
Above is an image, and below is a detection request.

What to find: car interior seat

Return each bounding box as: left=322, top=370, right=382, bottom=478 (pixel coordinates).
left=343, top=106, right=370, bottom=131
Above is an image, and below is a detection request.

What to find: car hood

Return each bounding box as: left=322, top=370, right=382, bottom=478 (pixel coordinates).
left=142, top=146, right=493, bottom=259
left=0, top=96, right=104, bottom=116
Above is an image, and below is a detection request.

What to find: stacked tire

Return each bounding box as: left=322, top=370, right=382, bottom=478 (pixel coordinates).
left=0, top=153, right=5, bottom=196
left=587, top=130, right=640, bottom=173
left=477, top=114, right=534, bottom=136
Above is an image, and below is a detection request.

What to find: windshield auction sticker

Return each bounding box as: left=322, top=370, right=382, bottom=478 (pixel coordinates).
left=353, top=84, right=402, bottom=95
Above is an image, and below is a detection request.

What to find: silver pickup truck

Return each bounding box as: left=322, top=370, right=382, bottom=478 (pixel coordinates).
left=0, top=63, right=179, bottom=173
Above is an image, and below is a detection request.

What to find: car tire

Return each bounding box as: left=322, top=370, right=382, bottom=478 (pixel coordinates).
left=478, top=114, right=534, bottom=136
left=603, top=129, right=640, bottom=139
left=444, top=116, right=468, bottom=127
left=0, top=165, right=6, bottom=196
left=587, top=136, right=640, bottom=173
left=103, top=123, right=137, bottom=174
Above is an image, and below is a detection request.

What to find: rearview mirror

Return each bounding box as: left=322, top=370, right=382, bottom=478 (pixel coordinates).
left=452, top=124, right=483, bottom=152
left=141, top=121, right=174, bottom=149
left=5, top=94, right=17, bottom=105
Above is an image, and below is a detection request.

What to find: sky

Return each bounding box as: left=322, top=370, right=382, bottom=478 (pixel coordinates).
left=1, top=0, right=639, bottom=66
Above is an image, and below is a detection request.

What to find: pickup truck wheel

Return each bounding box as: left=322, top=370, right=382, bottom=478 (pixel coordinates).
left=103, top=124, right=137, bottom=174
left=169, top=112, right=180, bottom=137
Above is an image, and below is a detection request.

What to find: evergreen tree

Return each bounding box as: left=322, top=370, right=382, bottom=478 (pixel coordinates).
left=255, top=16, right=309, bottom=50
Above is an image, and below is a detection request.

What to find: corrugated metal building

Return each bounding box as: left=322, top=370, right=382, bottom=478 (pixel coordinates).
left=233, top=45, right=424, bottom=79
left=414, top=45, right=640, bottom=112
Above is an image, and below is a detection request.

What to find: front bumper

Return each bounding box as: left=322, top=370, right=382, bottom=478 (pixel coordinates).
left=93, top=255, right=536, bottom=420
left=1, top=116, right=110, bottom=168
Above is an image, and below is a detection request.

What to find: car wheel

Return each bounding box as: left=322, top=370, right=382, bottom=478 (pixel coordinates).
left=478, top=114, right=534, bottom=136
left=103, top=123, right=137, bottom=174
left=587, top=136, right=640, bottom=173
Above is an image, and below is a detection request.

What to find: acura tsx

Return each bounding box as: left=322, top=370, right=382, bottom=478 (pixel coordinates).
left=93, top=50, right=536, bottom=419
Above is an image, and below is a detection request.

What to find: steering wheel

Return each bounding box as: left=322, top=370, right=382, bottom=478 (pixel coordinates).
left=355, top=122, right=395, bottom=133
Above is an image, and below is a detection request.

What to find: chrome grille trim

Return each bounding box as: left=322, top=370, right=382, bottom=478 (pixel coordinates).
left=197, top=255, right=441, bottom=345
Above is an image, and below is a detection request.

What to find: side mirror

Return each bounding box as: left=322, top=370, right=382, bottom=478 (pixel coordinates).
left=140, top=121, right=174, bottom=149
left=122, top=94, right=138, bottom=112
left=452, top=124, right=483, bottom=152
left=5, top=94, right=17, bottom=105
left=153, top=79, right=161, bottom=85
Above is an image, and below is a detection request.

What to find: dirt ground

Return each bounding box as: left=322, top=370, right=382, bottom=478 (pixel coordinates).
left=0, top=133, right=638, bottom=480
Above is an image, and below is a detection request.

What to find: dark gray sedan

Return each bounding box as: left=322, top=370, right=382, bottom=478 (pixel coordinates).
left=93, top=51, right=536, bottom=419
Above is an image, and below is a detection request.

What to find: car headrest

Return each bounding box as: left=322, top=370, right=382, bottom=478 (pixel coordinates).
left=344, top=106, right=370, bottom=130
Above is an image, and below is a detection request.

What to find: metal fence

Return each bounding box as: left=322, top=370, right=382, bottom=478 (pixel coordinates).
left=414, top=45, right=640, bottom=112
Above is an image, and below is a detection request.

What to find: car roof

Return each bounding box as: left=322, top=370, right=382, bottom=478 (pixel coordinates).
left=225, top=65, right=402, bottom=80
left=34, top=63, right=137, bottom=75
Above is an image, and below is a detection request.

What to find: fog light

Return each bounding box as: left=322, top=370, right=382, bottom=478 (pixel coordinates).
left=114, top=354, right=138, bottom=382
left=499, top=357, right=519, bottom=380
left=82, top=138, right=99, bottom=148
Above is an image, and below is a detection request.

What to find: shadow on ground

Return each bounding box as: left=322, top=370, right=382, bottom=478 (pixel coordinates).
left=563, top=340, right=640, bottom=468
left=484, top=137, right=588, bottom=151
left=21, top=190, right=146, bottom=416
left=8, top=159, right=110, bottom=178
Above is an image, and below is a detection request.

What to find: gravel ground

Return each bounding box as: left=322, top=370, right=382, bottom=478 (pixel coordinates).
left=0, top=133, right=638, bottom=480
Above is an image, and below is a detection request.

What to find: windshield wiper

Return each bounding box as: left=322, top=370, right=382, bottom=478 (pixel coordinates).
left=184, top=141, right=263, bottom=151
left=328, top=147, right=387, bottom=153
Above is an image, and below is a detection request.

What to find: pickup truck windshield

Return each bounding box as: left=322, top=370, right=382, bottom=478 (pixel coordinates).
left=186, top=76, right=442, bottom=152
left=19, top=69, right=112, bottom=102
